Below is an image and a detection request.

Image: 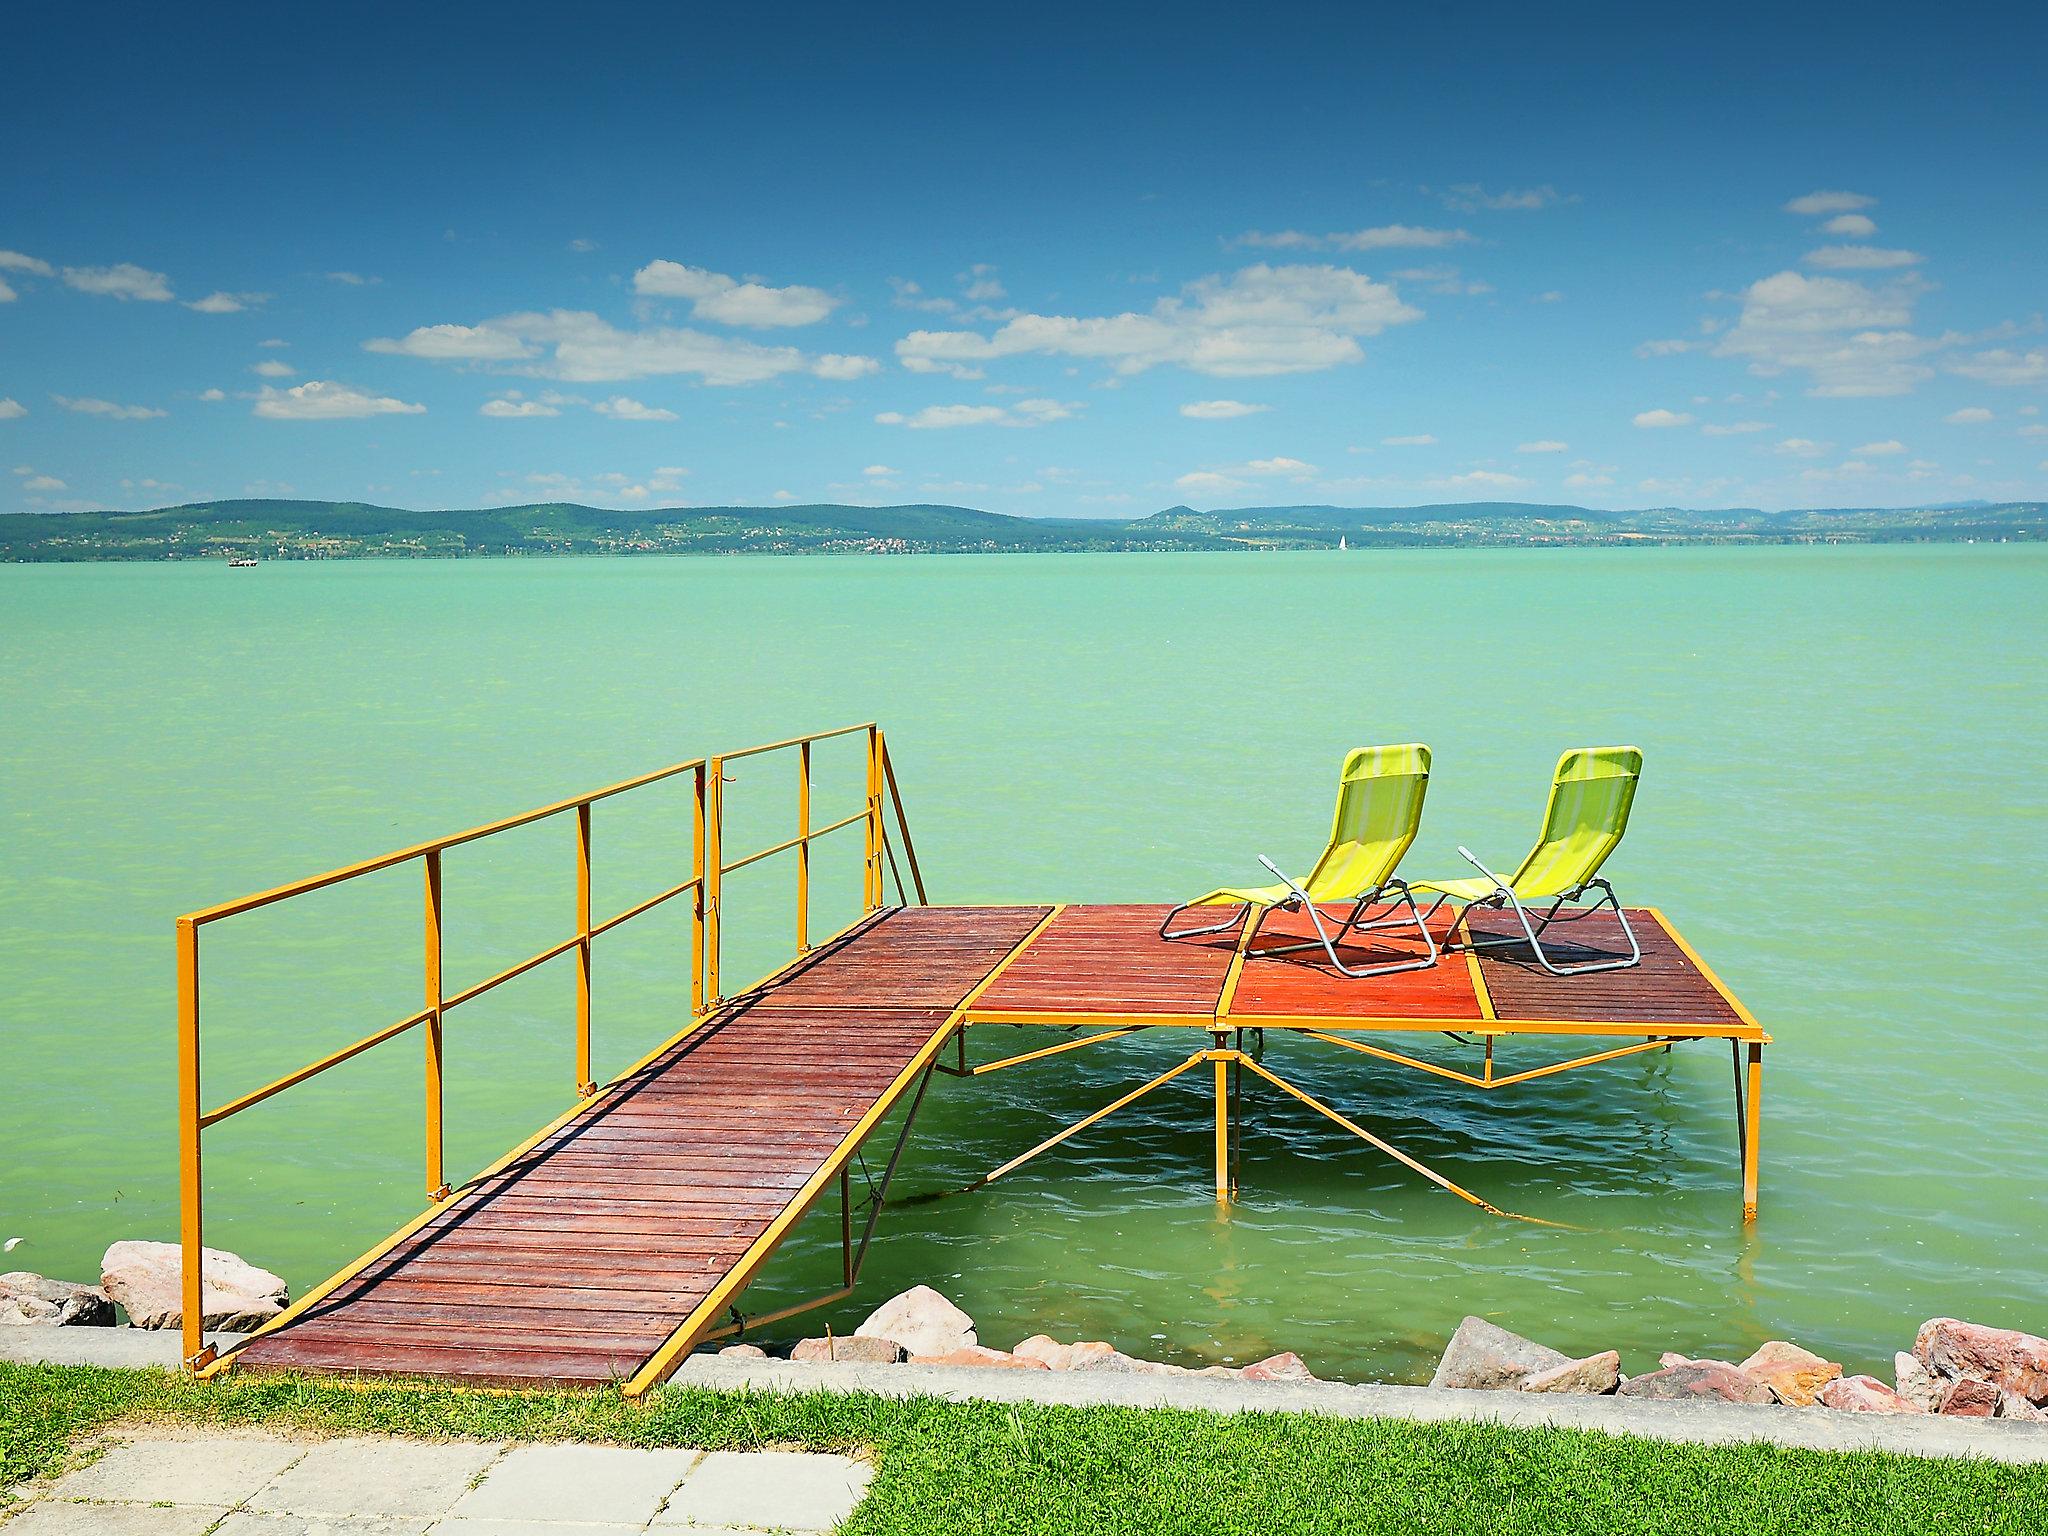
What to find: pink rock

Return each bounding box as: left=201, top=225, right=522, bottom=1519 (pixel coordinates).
left=1617, top=1362, right=1778, bottom=1405
left=1915, top=1319, right=2048, bottom=1405
left=1519, top=1350, right=1622, bottom=1396
left=909, top=1344, right=1050, bottom=1370
left=1894, top=1351, right=1940, bottom=1413
left=1659, top=1351, right=1696, bottom=1369
left=856, top=1285, right=975, bottom=1358
left=1063, top=1341, right=1119, bottom=1369
left=100, top=1241, right=286, bottom=1332
left=1818, top=1375, right=1924, bottom=1414
left=1013, top=1335, right=1072, bottom=1369
left=1429, top=1317, right=1571, bottom=1391
left=716, top=1344, right=767, bottom=1359
left=791, top=1335, right=904, bottom=1363
left=1938, top=1376, right=2001, bottom=1417
left=1997, top=1391, right=2047, bottom=1423
left=1241, top=1351, right=1317, bottom=1383
left=1739, top=1341, right=1841, bottom=1407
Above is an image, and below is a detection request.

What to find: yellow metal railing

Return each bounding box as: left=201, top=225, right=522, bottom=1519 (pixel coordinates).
left=175, top=722, right=921, bottom=1372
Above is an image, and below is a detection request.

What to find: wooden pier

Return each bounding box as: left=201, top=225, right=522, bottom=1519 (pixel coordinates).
left=180, top=727, right=1768, bottom=1393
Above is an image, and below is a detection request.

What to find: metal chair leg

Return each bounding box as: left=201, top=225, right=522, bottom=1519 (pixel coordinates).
left=1159, top=901, right=1253, bottom=941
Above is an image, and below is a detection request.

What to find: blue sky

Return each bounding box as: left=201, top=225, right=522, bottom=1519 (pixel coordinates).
left=3, top=1, right=2043, bottom=518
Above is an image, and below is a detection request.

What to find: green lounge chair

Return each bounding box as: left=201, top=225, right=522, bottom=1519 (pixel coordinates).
left=1159, top=744, right=1439, bottom=978
left=1411, top=746, right=1643, bottom=976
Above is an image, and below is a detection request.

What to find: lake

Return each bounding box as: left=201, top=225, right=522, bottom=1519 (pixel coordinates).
left=3, top=544, right=2043, bottom=1381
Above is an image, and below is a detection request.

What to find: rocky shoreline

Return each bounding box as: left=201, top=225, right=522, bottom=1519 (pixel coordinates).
left=7, top=1248, right=2043, bottom=1424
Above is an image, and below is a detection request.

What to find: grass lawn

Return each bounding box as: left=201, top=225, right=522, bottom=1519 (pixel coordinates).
left=2, top=1361, right=2042, bottom=1535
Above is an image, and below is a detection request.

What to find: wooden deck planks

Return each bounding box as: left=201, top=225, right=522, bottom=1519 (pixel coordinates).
left=971, top=904, right=1241, bottom=1018
left=230, top=904, right=1049, bottom=1386
left=1470, top=908, right=1744, bottom=1026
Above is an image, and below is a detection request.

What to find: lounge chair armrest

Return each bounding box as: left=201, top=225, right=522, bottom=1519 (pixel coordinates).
left=1256, top=854, right=1315, bottom=908
left=1455, top=845, right=1514, bottom=896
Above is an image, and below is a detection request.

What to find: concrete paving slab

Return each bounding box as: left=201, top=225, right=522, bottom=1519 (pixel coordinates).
left=45, top=1434, right=305, bottom=1506
left=212, top=1516, right=434, bottom=1535
left=434, top=1523, right=698, bottom=1536
left=448, top=1444, right=701, bottom=1525
left=654, top=1451, right=874, bottom=1532
left=3, top=1505, right=229, bottom=1535
left=246, top=1438, right=504, bottom=1519
left=0, top=1329, right=248, bottom=1371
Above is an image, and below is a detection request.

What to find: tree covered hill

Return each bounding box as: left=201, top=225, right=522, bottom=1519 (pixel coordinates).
left=1, top=496, right=2037, bottom=561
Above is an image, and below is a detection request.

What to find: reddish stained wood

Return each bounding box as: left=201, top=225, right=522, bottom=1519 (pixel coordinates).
left=233, top=904, right=1050, bottom=1386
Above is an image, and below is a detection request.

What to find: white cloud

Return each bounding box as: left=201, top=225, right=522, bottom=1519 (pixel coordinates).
left=1803, top=245, right=1923, bottom=270
left=632, top=261, right=838, bottom=327
left=1443, top=469, right=1528, bottom=489
left=1633, top=409, right=1693, bottom=428
left=896, top=263, right=1421, bottom=379
left=1822, top=213, right=1878, bottom=237
left=258, top=337, right=288, bottom=348
left=252, top=381, right=426, bottom=420
left=1943, top=406, right=1993, bottom=424
left=186, top=290, right=267, bottom=313
left=1516, top=440, right=1568, bottom=453
left=0, top=399, right=24, bottom=419
left=376, top=309, right=823, bottom=386
left=862, top=464, right=898, bottom=477
left=1775, top=437, right=1831, bottom=457
left=874, top=398, right=1077, bottom=429
left=325, top=271, right=379, bottom=286
left=367, top=323, right=534, bottom=361
left=569, top=237, right=600, bottom=253
left=1240, top=225, right=1470, bottom=251
left=1180, top=399, right=1270, bottom=419
left=0, top=277, right=13, bottom=303
left=54, top=395, right=166, bottom=420
left=1853, top=439, right=1907, bottom=455
left=1947, top=348, right=2047, bottom=385
left=1784, top=190, right=1875, bottom=216
left=811, top=353, right=880, bottom=380
left=23, top=474, right=65, bottom=491
left=1700, top=420, right=1772, bottom=435
left=1245, top=456, right=1315, bottom=475
left=0, top=250, right=53, bottom=275
left=1563, top=471, right=1613, bottom=488
left=2019, top=424, right=2048, bottom=439
left=1381, top=433, right=1436, bottom=446
left=593, top=395, right=679, bottom=422
left=1233, top=230, right=1319, bottom=250
left=251, top=360, right=295, bottom=378
left=61, top=263, right=174, bottom=302
left=1336, top=224, right=1471, bottom=250
left=197, top=388, right=226, bottom=402
left=1440, top=184, right=1563, bottom=212
left=1535, top=290, right=1565, bottom=303
left=1711, top=270, right=1937, bottom=397
left=1174, top=470, right=1249, bottom=496
left=960, top=264, right=1006, bottom=302
left=480, top=398, right=561, bottom=418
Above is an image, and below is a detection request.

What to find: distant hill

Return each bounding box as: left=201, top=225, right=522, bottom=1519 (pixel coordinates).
left=1, top=496, right=2038, bottom=561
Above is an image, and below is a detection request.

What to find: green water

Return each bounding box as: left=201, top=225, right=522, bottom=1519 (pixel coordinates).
left=4, top=547, right=2044, bottom=1381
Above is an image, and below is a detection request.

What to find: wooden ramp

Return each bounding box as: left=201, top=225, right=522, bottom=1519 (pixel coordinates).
left=229, top=905, right=1050, bottom=1388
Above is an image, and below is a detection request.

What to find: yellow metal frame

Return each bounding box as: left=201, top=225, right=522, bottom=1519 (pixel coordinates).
left=958, top=903, right=1769, bottom=1220
left=177, top=723, right=922, bottom=1376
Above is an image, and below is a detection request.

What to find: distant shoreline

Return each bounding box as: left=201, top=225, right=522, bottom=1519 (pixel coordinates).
left=1, top=496, right=2037, bottom=563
